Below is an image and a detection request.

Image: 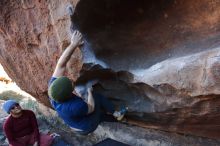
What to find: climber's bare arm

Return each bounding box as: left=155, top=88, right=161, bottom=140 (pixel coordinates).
left=87, top=87, right=95, bottom=114
left=52, top=31, right=83, bottom=77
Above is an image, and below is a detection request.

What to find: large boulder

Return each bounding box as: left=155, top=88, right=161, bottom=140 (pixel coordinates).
left=0, top=0, right=220, bottom=139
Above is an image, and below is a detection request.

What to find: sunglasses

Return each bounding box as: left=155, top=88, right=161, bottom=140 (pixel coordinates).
left=10, top=103, right=20, bottom=110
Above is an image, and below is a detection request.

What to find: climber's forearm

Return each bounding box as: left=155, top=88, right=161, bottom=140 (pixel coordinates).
left=57, top=44, right=78, bottom=68
left=52, top=44, right=78, bottom=77
left=87, top=89, right=95, bottom=114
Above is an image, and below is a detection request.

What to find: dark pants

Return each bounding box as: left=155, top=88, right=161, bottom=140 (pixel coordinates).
left=78, top=93, right=116, bottom=135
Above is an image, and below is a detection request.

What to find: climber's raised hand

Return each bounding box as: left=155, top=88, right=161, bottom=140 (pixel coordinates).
left=71, top=30, right=84, bottom=47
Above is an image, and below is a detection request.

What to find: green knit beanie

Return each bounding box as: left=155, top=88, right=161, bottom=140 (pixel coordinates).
left=48, top=76, right=73, bottom=102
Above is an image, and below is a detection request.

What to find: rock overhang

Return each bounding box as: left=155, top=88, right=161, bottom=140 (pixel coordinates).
left=0, top=0, right=220, bottom=139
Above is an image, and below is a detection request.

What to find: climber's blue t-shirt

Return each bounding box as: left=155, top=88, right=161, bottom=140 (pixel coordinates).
left=48, top=77, right=93, bottom=131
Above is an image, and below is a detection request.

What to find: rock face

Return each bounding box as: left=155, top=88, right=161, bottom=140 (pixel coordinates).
left=1, top=0, right=220, bottom=139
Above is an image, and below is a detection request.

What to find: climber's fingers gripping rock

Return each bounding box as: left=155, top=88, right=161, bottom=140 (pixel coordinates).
left=71, top=30, right=84, bottom=47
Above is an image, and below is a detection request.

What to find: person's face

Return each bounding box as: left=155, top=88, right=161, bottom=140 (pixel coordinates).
left=9, top=103, right=22, bottom=115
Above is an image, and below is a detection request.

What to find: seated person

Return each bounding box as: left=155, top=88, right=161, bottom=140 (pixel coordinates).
left=2, top=99, right=53, bottom=146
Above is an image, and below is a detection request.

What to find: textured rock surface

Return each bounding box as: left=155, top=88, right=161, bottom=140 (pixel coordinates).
left=135, top=47, right=220, bottom=96
left=0, top=0, right=81, bottom=105
left=1, top=0, right=220, bottom=140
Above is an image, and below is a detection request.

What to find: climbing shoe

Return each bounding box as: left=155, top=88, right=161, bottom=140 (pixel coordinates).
left=113, top=107, right=128, bottom=121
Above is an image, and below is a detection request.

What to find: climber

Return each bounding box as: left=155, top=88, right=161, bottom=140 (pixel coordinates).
left=2, top=99, right=53, bottom=146
left=48, top=30, right=126, bottom=135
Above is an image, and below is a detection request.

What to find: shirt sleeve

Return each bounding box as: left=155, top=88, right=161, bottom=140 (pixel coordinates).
left=28, top=110, right=40, bottom=143
left=3, top=118, right=23, bottom=146
left=48, top=77, right=57, bottom=102
left=61, top=99, right=88, bottom=117
left=48, top=77, right=57, bottom=87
